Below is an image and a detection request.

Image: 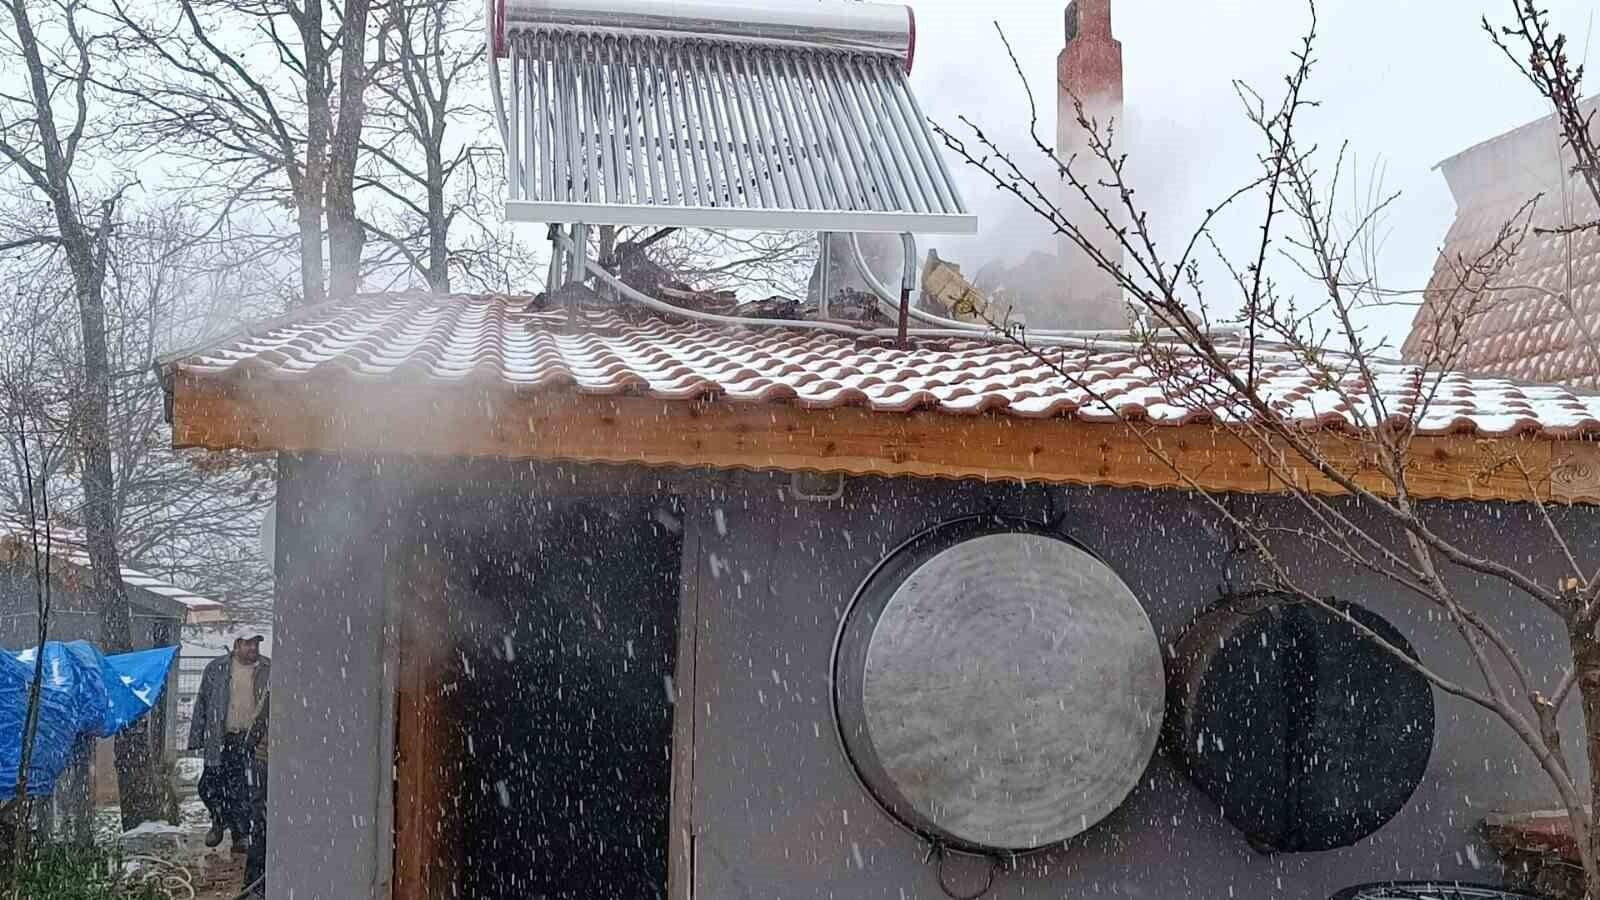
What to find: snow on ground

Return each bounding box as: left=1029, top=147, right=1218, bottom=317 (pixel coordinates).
left=104, top=799, right=254, bottom=899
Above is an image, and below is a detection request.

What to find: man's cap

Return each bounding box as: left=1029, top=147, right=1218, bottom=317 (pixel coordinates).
left=235, top=634, right=265, bottom=644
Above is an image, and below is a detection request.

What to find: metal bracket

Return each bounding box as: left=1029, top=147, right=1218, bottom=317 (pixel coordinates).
left=923, top=841, right=1002, bottom=900
left=818, top=232, right=832, bottom=319
left=788, top=471, right=844, bottom=502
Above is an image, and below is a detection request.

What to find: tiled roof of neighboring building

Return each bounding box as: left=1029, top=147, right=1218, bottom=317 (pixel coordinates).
left=168, top=292, right=1600, bottom=439
left=1402, top=102, right=1600, bottom=390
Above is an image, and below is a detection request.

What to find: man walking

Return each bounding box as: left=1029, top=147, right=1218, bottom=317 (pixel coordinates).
left=189, top=635, right=270, bottom=851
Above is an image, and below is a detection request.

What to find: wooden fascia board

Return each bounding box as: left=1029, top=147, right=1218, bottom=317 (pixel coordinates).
left=169, top=370, right=1600, bottom=505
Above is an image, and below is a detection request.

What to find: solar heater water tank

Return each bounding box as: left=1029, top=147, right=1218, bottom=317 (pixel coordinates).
left=488, top=0, right=976, bottom=234
left=494, top=0, right=918, bottom=60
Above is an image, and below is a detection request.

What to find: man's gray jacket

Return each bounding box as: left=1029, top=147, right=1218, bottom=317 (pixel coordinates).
left=188, top=654, right=270, bottom=766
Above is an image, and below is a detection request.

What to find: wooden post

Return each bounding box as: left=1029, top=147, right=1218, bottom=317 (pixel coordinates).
left=668, top=507, right=701, bottom=900
left=393, top=549, right=454, bottom=900
left=149, top=621, right=172, bottom=765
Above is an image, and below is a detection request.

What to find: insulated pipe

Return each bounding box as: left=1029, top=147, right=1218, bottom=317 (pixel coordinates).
left=496, top=0, right=915, bottom=66
left=848, top=233, right=952, bottom=330
left=558, top=231, right=885, bottom=337
left=850, top=232, right=1030, bottom=334
left=844, top=233, right=1250, bottom=341
left=553, top=231, right=1241, bottom=352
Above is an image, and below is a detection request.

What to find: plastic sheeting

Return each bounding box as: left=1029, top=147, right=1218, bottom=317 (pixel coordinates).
left=0, top=641, right=178, bottom=798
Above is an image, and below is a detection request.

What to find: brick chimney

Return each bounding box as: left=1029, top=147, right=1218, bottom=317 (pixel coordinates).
left=1054, top=0, right=1129, bottom=330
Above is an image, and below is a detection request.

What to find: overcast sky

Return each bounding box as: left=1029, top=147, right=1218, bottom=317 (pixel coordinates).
left=901, top=0, right=1597, bottom=350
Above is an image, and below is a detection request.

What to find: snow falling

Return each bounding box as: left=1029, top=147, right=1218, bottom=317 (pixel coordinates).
left=0, top=0, right=1592, bottom=898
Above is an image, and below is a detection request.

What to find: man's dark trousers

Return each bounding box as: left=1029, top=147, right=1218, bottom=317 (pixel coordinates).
left=243, top=755, right=266, bottom=893
left=197, top=732, right=252, bottom=843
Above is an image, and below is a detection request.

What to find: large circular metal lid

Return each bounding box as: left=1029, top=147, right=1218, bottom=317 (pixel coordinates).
left=832, top=519, right=1165, bottom=853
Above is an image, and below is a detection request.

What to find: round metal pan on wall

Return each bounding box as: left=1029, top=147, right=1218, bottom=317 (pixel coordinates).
left=831, top=518, right=1165, bottom=854
left=1329, top=883, right=1545, bottom=900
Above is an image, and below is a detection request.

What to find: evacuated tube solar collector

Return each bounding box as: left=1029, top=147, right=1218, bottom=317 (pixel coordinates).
left=487, top=0, right=975, bottom=235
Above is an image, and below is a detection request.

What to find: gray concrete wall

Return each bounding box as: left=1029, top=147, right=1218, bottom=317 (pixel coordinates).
left=268, top=455, right=398, bottom=900
left=0, top=566, right=108, bottom=647
left=0, top=565, right=183, bottom=650
left=268, top=458, right=1598, bottom=900
left=684, top=475, right=1594, bottom=900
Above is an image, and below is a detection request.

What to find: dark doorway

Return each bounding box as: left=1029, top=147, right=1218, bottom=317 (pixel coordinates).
left=397, top=497, right=682, bottom=900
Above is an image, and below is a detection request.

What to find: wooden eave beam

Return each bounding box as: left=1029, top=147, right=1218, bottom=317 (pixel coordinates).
left=169, top=371, right=1600, bottom=505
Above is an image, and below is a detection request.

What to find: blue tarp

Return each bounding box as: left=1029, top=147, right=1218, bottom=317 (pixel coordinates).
left=0, top=641, right=177, bottom=798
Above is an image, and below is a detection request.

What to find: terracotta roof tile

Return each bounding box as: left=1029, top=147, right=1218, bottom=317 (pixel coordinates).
left=170, top=293, right=1600, bottom=440
left=1404, top=166, right=1600, bottom=390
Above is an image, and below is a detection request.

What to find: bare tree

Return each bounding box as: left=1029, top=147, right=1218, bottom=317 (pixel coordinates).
left=107, top=0, right=377, bottom=306
left=100, top=206, right=277, bottom=614
left=640, top=228, right=816, bottom=299
left=0, top=0, right=165, bottom=826
left=0, top=267, right=76, bottom=861
left=0, top=278, right=75, bottom=523
left=0, top=397, right=67, bottom=862
left=362, top=0, right=488, bottom=293
left=328, top=0, right=375, bottom=298
left=0, top=210, right=277, bottom=618
left=935, top=0, right=1600, bottom=893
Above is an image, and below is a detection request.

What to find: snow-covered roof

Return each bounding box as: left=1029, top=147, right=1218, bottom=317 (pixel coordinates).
left=0, top=518, right=226, bottom=620
left=167, top=292, right=1600, bottom=439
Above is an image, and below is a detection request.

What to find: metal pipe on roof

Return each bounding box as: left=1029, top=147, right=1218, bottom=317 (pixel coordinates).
left=499, top=0, right=915, bottom=64
left=682, top=42, right=729, bottom=207
left=849, top=232, right=976, bottom=330
left=835, top=54, right=920, bottom=214
left=781, top=53, right=847, bottom=211
left=698, top=46, right=752, bottom=206
left=661, top=42, right=702, bottom=207
left=553, top=230, right=1238, bottom=349
left=752, top=49, right=815, bottom=210
left=896, top=233, right=915, bottom=344
left=536, top=33, right=555, bottom=200
left=560, top=232, right=883, bottom=337
left=841, top=233, right=1250, bottom=343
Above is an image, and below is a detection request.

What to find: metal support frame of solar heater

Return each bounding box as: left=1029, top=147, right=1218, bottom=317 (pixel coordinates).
left=550, top=223, right=920, bottom=340
left=488, top=0, right=977, bottom=343
left=818, top=231, right=831, bottom=320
